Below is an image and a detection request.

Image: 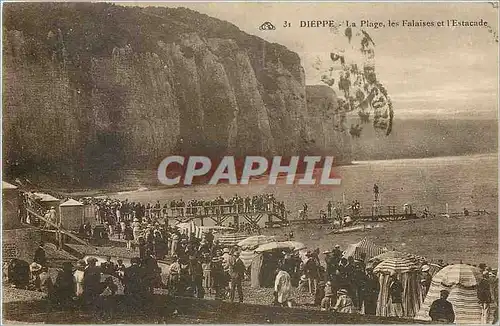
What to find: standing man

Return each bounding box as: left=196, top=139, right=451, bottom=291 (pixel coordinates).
left=429, top=290, right=455, bottom=323
left=373, top=184, right=379, bottom=201
left=83, top=257, right=101, bottom=305
left=34, top=243, right=47, bottom=267
left=478, top=271, right=492, bottom=324
left=389, top=274, right=404, bottom=318
left=363, top=267, right=379, bottom=315
left=229, top=251, right=245, bottom=303
left=420, top=265, right=432, bottom=300
left=123, top=257, right=144, bottom=300
left=327, top=201, right=333, bottom=219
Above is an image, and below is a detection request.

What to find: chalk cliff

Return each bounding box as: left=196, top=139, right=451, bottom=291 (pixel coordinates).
left=3, top=3, right=350, bottom=186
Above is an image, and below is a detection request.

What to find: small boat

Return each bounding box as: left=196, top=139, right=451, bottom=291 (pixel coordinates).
left=329, top=223, right=384, bottom=234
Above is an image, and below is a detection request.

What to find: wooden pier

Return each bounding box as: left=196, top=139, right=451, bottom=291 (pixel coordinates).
left=164, top=204, right=289, bottom=228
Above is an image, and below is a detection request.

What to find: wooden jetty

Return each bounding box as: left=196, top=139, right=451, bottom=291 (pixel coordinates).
left=165, top=204, right=289, bottom=228
left=288, top=204, right=420, bottom=226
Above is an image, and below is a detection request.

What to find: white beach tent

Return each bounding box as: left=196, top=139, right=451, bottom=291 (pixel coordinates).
left=415, top=264, right=488, bottom=324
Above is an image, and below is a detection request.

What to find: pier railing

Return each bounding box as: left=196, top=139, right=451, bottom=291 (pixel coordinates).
left=83, top=202, right=287, bottom=223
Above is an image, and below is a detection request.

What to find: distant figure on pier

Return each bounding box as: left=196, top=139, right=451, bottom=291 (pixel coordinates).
left=373, top=184, right=379, bottom=201
left=463, top=208, right=469, bottom=216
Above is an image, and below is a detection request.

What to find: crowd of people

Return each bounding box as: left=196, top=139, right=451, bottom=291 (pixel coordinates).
left=6, top=188, right=497, bottom=323
left=80, top=193, right=287, bottom=226
left=4, top=232, right=498, bottom=324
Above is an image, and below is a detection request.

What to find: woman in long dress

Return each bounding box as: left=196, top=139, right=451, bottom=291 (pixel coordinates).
left=274, top=267, right=293, bottom=308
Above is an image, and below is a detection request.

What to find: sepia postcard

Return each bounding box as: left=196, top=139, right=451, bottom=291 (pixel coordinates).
left=1, top=1, right=498, bottom=324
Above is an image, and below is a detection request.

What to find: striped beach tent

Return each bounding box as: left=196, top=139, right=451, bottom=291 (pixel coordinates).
left=342, top=237, right=384, bottom=261
left=374, top=257, right=422, bottom=318
left=373, top=256, right=420, bottom=274
left=415, top=264, right=485, bottom=324
left=176, top=221, right=204, bottom=239
left=216, top=233, right=249, bottom=247
left=239, top=250, right=257, bottom=268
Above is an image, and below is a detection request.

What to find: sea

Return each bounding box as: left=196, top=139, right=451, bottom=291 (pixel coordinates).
left=109, top=153, right=498, bottom=221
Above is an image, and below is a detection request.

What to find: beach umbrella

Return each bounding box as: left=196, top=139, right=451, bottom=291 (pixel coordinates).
left=255, top=241, right=294, bottom=253
left=237, top=235, right=279, bottom=249
left=370, top=250, right=425, bottom=265
left=373, top=257, right=420, bottom=274
left=432, top=264, right=483, bottom=288
left=281, top=241, right=307, bottom=251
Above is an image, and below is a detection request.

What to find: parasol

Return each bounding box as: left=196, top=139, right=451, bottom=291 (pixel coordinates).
left=280, top=241, right=307, bottom=251
left=370, top=250, right=426, bottom=265
left=255, top=241, right=295, bottom=253
left=373, top=257, right=420, bottom=274
left=237, top=235, right=280, bottom=249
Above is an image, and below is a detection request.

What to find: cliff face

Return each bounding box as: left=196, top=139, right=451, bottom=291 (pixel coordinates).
left=2, top=3, right=349, bottom=186
left=305, top=85, right=352, bottom=163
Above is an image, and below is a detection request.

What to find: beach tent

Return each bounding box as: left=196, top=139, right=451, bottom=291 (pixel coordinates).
left=343, top=237, right=384, bottom=261
left=415, top=264, right=487, bottom=324
left=249, top=242, right=299, bottom=288
left=240, top=250, right=257, bottom=269
left=176, top=221, right=203, bottom=238
left=237, top=235, right=281, bottom=250
left=374, top=257, right=423, bottom=318
left=60, top=199, right=85, bottom=231
left=216, top=233, right=249, bottom=247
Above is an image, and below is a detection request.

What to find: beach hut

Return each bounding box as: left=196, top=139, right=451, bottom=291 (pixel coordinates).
left=2, top=181, right=21, bottom=229
left=373, top=256, right=423, bottom=318
left=343, top=237, right=384, bottom=261
left=60, top=199, right=85, bottom=231
left=33, top=192, right=60, bottom=224
left=250, top=241, right=300, bottom=288
left=415, top=264, right=487, bottom=324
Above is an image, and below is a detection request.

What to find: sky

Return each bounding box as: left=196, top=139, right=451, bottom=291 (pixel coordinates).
left=122, top=2, right=499, bottom=119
